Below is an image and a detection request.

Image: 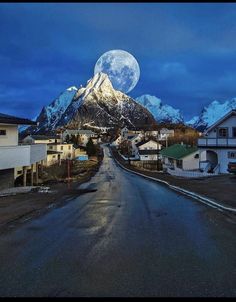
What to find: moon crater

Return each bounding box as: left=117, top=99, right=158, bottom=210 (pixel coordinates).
left=94, top=49, right=140, bottom=93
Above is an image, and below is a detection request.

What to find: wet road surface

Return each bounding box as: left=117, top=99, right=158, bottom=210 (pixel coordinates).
left=0, top=146, right=236, bottom=297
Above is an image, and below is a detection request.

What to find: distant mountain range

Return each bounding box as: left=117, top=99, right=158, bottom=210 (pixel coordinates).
left=21, top=72, right=236, bottom=135
left=136, top=95, right=236, bottom=131
left=186, top=98, right=236, bottom=131
left=135, top=94, right=184, bottom=124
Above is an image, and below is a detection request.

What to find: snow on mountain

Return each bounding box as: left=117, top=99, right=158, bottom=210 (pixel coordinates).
left=187, top=98, right=236, bottom=130
left=27, top=86, right=78, bottom=133
left=25, top=73, right=156, bottom=134
left=135, top=94, right=184, bottom=124
left=58, top=72, right=156, bottom=129
left=44, top=86, right=78, bottom=127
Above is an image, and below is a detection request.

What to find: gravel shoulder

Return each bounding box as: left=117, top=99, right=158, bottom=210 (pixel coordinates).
left=0, top=158, right=102, bottom=234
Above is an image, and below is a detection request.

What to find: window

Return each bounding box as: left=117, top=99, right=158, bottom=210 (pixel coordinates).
left=17, top=170, right=22, bottom=175
left=0, top=129, right=6, bottom=136
left=218, top=128, right=228, bottom=138
left=49, top=146, right=53, bottom=150
left=52, top=155, right=56, bottom=158
left=228, top=152, right=236, bottom=158
left=68, top=145, right=71, bottom=150
left=233, top=127, right=236, bottom=138
left=61, top=146, right=63, bottom=150
left=176, top=159, right=183, bottom=169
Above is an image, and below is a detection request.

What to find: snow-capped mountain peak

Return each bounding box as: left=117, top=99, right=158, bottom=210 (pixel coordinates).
left=25, top=73, right=156, bottom=134
left=187, top=97, right=236, bottom=130
left=67, top=86, right=78, bottom=92
left=136, top=94, right=183, bottom=124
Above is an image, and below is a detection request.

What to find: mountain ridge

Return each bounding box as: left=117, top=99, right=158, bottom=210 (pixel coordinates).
left=23, top=73, right=157, bottom=135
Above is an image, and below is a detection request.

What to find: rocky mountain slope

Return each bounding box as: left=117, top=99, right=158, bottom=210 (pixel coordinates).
left=24, top=73, right=156, bottom=135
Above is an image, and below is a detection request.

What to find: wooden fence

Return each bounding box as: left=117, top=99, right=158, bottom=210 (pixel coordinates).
left=131, top=160, right=163, bottom=171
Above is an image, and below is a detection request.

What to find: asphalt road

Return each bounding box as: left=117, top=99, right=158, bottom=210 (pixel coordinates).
left=0, top=146, right=236, bottom=297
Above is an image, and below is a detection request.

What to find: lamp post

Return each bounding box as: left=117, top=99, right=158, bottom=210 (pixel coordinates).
left=157, top=130, right=159, bottom=171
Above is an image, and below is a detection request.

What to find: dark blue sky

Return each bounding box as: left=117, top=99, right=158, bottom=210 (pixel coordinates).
left=1, top=3, right=236, bottom=121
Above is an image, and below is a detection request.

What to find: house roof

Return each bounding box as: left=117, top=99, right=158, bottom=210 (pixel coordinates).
left=47, top=142, right=73, bottom=146
left=29, top=135, right=60, bottom=140
left=160, top=144, right=198, bottom=160
left=136, top=139, right=159, bottom=148
left=65, top=129, right=95, bottom=135
left=0, top=113, right=37, bottom=126
left=205, top=109, right=236, bottom=133
left=139, top=150, right=160, bottom=155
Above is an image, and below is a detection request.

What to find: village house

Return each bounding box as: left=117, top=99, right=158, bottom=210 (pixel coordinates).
left=43, top=142, right=74, bottom=166
left=158, top=128, right=175, bottom=141
left=198, top=109, right=236, bottom=174
left=160, top=143, right=199, bottom=172
left=111, top=135, right=122, bottom=147
left=22, top=134, right=62, bottom=144
left=127, top=133, right=144, bottom=158
left=120, top=126, right=143, bottom=142
left=144, top=130, right=159, bottom=140
left=62, top=129, right=98, bottom=146
left=136, top=139, right=162, bottom=161
left=22, top=134, right=87, bottom=166
left=0, top=113, right=47, bottom=189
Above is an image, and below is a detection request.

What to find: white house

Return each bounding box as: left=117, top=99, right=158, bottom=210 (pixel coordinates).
left=44, top=142, right=74, bottom=166
left=160, top=143, right=199, bottom=172
left=158, top=128, right=175, bottom=140
left=62, top=129, right=97, bottom=146
left=120, top=126, right=143, bottom=142
left=136, top=139, right=162, bottom=161
left=22, top=134, right=62, bottom=145
left=0, top=113, right=47, bottom=189
left=111, top=135, right=122, bottom=147
left=198, top=109, right=236, bottom=174
left=128, top=133, right=144, bottom=157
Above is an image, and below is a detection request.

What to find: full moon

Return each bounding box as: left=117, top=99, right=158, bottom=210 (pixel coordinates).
left=94, top=49, right=140, bottom=93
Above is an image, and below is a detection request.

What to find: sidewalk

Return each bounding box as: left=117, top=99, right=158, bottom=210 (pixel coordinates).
left=111, top=147, right=236, bottom=212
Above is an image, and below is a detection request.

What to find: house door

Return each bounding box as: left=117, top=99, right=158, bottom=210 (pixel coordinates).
left=206, top=150, right=218, bottom=169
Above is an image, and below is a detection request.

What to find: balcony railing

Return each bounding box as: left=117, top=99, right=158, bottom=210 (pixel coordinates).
left=0, top=144, right=47, bottom=170
left=198, top=137, right=236, bottom=147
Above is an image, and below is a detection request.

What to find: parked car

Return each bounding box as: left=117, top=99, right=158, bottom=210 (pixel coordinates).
left=228, top=162, right=236, bottom=174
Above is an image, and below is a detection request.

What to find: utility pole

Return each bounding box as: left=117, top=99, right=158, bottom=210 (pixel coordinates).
left=157, top=131, right=159, bottom=171
left=67, top=158, right=71, bottom=189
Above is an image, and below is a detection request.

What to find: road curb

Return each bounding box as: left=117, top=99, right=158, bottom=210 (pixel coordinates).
left=111, top=150, right=236, bottom=214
